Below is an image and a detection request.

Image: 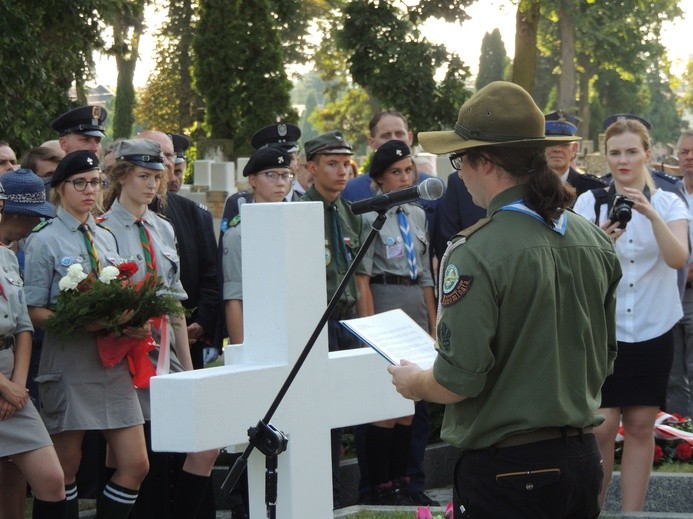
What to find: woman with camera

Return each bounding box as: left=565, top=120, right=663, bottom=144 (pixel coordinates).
left=574, top=118, right=690, bottom=511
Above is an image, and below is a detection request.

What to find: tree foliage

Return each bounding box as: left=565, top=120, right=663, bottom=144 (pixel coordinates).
left=193, top=0, right=297, bottom=157
left=334, top=0, right=473, bottom=138
left=0, top=0, right=106, bottom=152
left=476, top=29, right=508, bottom=90
left=135, top=0, right=201, bottom=133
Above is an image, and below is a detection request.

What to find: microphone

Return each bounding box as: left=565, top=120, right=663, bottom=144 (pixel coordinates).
left=350, top=177, right=445, bottom=215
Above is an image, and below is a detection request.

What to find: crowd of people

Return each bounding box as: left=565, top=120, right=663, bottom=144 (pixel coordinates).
left=1, top=80, right=693, bottom=518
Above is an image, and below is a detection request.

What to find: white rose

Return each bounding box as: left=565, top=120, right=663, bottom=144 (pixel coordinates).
left=66, top=263, right=85, bottom=279
left=98, top=266, right=120, bottom=284
left=59, top=276, right=79, bottom=291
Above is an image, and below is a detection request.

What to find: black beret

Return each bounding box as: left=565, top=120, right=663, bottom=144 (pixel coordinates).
left=544, top=110, right=579, bottom=137
left=370, top=140, right=412, bottom=180
left=169, top=133, right=191, bottom=164
left=602, top=113, right=652, bottom=131
left=243, top=146, right=292, bottom=177
left=51, top=105, right=107, bottom=138
left=251, top=123, right=301, bottom=153
left=304, top=131, right=353, bottom=161
left=51, top=151, right=100, bottom=187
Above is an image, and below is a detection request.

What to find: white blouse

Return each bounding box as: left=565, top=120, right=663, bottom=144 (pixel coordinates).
left=574, top=189, right=690, bottom=342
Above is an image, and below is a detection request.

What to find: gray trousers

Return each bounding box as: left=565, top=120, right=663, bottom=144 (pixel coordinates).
left=667, top=288, right=693, bottom=417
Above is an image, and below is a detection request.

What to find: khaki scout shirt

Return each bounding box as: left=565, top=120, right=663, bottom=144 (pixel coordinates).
left=301, top=186, right=367, bottom=315
left=433, top=184, right=622, bottom=450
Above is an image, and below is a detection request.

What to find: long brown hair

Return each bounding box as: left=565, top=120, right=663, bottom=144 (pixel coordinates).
left=466, top=146, right=575, bottom=224
left=103, top=160, right=168, bottom=211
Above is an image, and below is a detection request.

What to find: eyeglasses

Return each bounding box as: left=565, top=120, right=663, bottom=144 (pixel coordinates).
left=65, top=179, right=106, bottom=191
left=449, top=151, right=468, bottom=171
left=260, top=170, right=294, bottom=183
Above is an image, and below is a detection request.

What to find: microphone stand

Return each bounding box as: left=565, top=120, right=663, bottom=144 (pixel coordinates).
left=221, top=210, right=389, bottom=516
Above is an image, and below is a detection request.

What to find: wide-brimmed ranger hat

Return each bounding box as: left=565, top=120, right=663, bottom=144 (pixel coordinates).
left=0, top=168, right=56, bottom=218
left=418, top=81, right=576, bottom=154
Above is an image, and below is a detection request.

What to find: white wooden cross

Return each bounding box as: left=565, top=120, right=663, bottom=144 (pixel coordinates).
left=151, top=202, right=413, bottom=517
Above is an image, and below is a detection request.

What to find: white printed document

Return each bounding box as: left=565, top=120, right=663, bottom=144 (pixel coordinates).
left=340, top=309, right=438, bottom=369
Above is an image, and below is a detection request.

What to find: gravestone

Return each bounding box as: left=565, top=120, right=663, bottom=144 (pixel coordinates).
left=150, top=202, right=413, bottom=517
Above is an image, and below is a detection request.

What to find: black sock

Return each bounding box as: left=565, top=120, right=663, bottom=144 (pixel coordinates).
left=389, top=423, right=413, bottom=480
left=64, top=483, right=78, bottom=519
left=366, top=425, right=394, bottom=487
left=33, top=497, right=66, bottom=519
left=172, top=470, right=211, bottom=519
left=96, top=481, right=138, bottom=519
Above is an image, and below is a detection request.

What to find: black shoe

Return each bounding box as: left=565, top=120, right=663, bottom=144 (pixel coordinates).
left=407, top=489, right=440, bottom=506
left=371, top=482, right=406, bottom=506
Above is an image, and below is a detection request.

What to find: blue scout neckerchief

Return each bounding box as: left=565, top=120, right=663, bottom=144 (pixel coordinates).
left=495, top=199, right=567, bottom=236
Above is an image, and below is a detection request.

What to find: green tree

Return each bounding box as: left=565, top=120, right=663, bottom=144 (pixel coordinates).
left=476, top=29, right=508, bottom=90
left=135, top=0, right=200, bottom=133
left=0, top=0, right=106, bottom=152
left=309, top=88, right=371, bottom=155
left=104, top=0, right=148, bottom=139
left=193, top=0, right=296, bottom=157
left=335, top=0, right=473, bottom=137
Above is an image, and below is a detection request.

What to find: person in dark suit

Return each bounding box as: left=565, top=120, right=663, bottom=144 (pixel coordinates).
left=544, top=110, right=606, bottom=199
left=433, top=173, right=486, bottom=264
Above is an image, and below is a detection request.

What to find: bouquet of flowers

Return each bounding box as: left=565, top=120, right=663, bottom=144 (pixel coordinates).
left=43, top=262, right=185, bottom=388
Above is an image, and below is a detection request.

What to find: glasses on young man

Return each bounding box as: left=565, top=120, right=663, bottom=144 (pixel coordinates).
left=449, top=151, right=468, bottom=171
left=260, top=170, right=294, bottom=183
left=65, top=179, right=106, bottom=191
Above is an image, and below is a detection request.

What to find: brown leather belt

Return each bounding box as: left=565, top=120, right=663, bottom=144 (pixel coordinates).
left=494, top=426, right=593, bottom=449
left=0, top=336, right=15, bottom=351
left=371, top=274, right=418, bottom=286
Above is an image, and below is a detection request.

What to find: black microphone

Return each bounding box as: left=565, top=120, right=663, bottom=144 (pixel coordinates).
left=350, top=177, right=445, bottom=215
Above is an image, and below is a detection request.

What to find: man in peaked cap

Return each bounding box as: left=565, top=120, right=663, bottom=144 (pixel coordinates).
left=302, top=130, right=370, bottom=509
left=388, top=81, right=621, bottom=518
left=51, top=105, right=107, bottom=155
left=544, top=110, right=606, bottom=198
left=167, top=133, right=192, bottom=194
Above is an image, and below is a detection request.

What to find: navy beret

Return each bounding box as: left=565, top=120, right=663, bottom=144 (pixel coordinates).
left=251, top=123, right=301, bottom=153
left=370, top=140, right=412, bottom=180
left=304, top=131, right=353, bottom=161
left=51, top=105, right=107, bottom=138
left=243, top=146, right=292, bottom=177
left=51, top=151, right=100, bottom=187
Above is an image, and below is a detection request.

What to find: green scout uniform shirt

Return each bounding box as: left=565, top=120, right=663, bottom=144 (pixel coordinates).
left=302, top=186, right=367, bottom=316
left=432, top=184, right=622, bottom=450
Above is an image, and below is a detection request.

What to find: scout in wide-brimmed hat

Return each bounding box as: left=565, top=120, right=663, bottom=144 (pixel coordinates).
left=418, top=81, right=576, bottom=154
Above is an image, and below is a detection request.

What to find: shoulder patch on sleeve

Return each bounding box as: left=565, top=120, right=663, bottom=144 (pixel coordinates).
left=229, top=215, right=241, bottom=228
left=441, top=264, right=473, bottom=307
left=32, top=220, right=52, bottom=232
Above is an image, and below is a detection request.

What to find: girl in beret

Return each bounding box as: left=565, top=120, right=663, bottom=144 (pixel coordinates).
left=356, top=140, right=436, bottom=505
left=24, top=151, right=149, bottom=518
left=223, top=146, right=293, bottom=345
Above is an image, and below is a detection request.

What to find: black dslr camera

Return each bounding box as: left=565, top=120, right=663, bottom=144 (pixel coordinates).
left=609, top=195, right=635, bottom=229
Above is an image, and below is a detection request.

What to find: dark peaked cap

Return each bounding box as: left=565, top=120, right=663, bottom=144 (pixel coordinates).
left=251, top=123, right=301, bottom=153
left=51, top=105, right=107, bottom=138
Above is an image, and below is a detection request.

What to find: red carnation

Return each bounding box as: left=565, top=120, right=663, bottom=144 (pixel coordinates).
left=653, top=444, right=664, bottom=463
left=118, top=262, right=139, bottom=278
left=675, top=442, right=693, bottom=461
